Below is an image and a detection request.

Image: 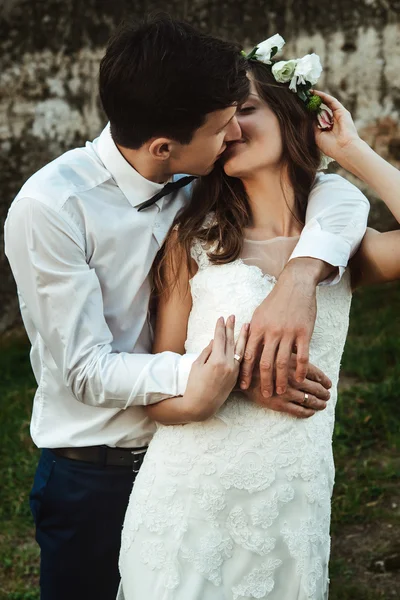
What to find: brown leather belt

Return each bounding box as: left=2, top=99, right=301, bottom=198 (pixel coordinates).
left=52, top=445, right=148, bottom=472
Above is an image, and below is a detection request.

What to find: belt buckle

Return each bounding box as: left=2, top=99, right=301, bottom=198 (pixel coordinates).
left=131, top=448, right=147, bottom=473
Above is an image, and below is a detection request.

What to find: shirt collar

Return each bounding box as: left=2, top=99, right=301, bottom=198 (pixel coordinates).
left=94, top=123, right=169, bottom=209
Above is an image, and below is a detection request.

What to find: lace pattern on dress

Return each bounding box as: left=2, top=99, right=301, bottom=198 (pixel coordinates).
left=119, top=217, right=352, bottom=600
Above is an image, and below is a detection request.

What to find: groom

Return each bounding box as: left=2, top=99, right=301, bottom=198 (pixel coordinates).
left=5, top=14, right=369, bottom=600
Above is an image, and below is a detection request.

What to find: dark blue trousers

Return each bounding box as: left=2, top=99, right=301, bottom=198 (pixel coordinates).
left=29, top=449, right=137, bottom=600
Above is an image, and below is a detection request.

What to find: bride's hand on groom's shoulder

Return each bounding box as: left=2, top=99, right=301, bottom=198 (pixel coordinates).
left=243, top=356, right=332, bottom=419
left=183, top=316, right=249, bottom=422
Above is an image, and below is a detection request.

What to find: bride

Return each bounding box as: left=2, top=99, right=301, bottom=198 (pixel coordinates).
left=118, top=39, right=400, bottom=599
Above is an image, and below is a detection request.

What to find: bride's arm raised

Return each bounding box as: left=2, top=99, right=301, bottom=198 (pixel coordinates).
left=351, top=227, right=399, bottom=287
left=314, top=90, right=400, bottom=288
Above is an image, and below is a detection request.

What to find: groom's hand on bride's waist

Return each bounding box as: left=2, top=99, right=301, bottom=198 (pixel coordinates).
left=241, top=355, right=332, bottom=419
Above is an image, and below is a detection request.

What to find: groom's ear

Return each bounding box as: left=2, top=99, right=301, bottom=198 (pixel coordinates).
left=148, top=138, right=175, bottom=161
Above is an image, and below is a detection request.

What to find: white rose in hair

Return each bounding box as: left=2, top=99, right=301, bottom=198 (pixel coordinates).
left=289, top=53, right=323, bottom=91
left=272, top=59, right=297, bottom=83
left=255, top=34, right=285, bottom=64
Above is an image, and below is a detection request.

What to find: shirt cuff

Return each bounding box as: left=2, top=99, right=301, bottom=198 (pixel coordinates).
left=177, top=353, right=198, bottom=396
left=318, top=266, right=345, bottom=286
left=289, top=227, right=351, bottom=286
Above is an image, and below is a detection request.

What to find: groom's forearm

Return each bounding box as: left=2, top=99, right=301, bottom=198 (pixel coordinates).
left=280, top=256, right=335, bottom=287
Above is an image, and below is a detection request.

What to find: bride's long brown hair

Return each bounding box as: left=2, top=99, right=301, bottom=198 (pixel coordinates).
left=154, top=59, right=322, bottom=294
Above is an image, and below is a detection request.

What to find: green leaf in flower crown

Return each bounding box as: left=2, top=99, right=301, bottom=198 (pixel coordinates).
left=246, top=47, right=258, bottom=60
left=270, top=46, right=279, bottom=59
left=297, top=89, right=308, bottom=103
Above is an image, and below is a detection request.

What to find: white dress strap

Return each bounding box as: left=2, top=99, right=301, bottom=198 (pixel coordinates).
left=190, top=240, right=211, bottom=270
left=190, top=212, right=217, bottom=271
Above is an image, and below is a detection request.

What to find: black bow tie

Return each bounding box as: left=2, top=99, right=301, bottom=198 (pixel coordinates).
left=137, top=175, right=196, bottom=212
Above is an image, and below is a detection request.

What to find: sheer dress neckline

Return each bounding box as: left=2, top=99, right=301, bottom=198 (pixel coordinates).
left=240, top=235, right=301, bottom=279
left=243, top=235, right=300, bottom=244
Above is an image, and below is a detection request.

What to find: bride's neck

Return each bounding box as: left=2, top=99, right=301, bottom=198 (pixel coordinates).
left=242, top=166, right=302, bottom=238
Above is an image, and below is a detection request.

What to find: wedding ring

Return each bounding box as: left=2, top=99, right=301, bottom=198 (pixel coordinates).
left=234, top=353, right=242, bottom=363
left=303, top=393, right=309, bottom=406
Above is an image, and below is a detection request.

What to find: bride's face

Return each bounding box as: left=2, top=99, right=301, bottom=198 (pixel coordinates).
left=222, top=79, right=283, bottom=178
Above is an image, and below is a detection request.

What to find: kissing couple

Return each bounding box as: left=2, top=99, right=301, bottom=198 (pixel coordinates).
left=5, top=13, right=400, bottom=600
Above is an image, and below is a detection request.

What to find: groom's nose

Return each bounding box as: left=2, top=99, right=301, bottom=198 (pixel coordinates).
left=225, top=116, right=242, bottom=142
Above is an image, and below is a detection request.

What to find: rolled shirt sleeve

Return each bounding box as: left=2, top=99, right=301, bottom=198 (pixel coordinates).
left=290, top=174, right=370, bottom=285
left=5, top=196, right=193, bottom=409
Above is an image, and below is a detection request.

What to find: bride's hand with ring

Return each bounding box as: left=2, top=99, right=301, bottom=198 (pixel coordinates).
left=146, top=316, right=249, bottom=425
left=243, top=353, right=332, bottom=418
left=183, top=316, right=249, bottom=421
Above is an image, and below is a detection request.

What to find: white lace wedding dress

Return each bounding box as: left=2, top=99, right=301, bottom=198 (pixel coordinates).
left=118, top=232, right=352, bottom=600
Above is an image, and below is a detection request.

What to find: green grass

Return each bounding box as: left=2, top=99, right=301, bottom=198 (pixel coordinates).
left=333, top=282, right=400, bottom=527
left=330, top=282, right=400, bottom=598
left=0, top=333, right=40, bottom=600
left=340, top=282, right=400, bottom=383
left=0, top=282, right=399, bottom=598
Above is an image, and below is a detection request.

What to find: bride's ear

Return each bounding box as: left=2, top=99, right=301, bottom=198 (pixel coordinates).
left=148, top=138, right=174, bottom=161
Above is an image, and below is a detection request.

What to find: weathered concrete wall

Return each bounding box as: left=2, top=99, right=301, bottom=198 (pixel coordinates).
left=1, top=0, right=400, bottom=332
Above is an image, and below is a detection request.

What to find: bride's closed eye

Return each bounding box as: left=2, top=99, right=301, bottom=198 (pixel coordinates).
left=238, top=105, right=256, bottom=114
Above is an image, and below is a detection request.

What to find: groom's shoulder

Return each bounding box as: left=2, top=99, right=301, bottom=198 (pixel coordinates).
left=14, top=142, right=109, bottom=212
left=312, top=172, right=352, bottom=190
left=311, top=172, right=369, bottom=204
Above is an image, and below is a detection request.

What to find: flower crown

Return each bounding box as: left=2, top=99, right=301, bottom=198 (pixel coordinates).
left=242, top=34, right=333, bottom=131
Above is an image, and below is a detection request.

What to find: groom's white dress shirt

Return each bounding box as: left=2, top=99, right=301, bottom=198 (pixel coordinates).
left=5, top=124, right=370, bottom=449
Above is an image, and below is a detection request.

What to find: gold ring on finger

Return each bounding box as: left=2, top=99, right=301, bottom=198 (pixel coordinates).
left=234, top=353, right=242, bottom=363
left=303, top=392, right=309, bottom=406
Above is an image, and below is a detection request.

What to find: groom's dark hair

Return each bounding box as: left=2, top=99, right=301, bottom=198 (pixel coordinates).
left=99, top=14, right=249, bottom=149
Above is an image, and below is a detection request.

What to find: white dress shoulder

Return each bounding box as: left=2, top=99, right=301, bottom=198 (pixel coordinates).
left=118, top=225, right=352, bottom=600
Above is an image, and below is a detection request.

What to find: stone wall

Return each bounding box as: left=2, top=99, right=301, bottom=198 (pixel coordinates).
left=1, top=0, right=400, bottom=333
